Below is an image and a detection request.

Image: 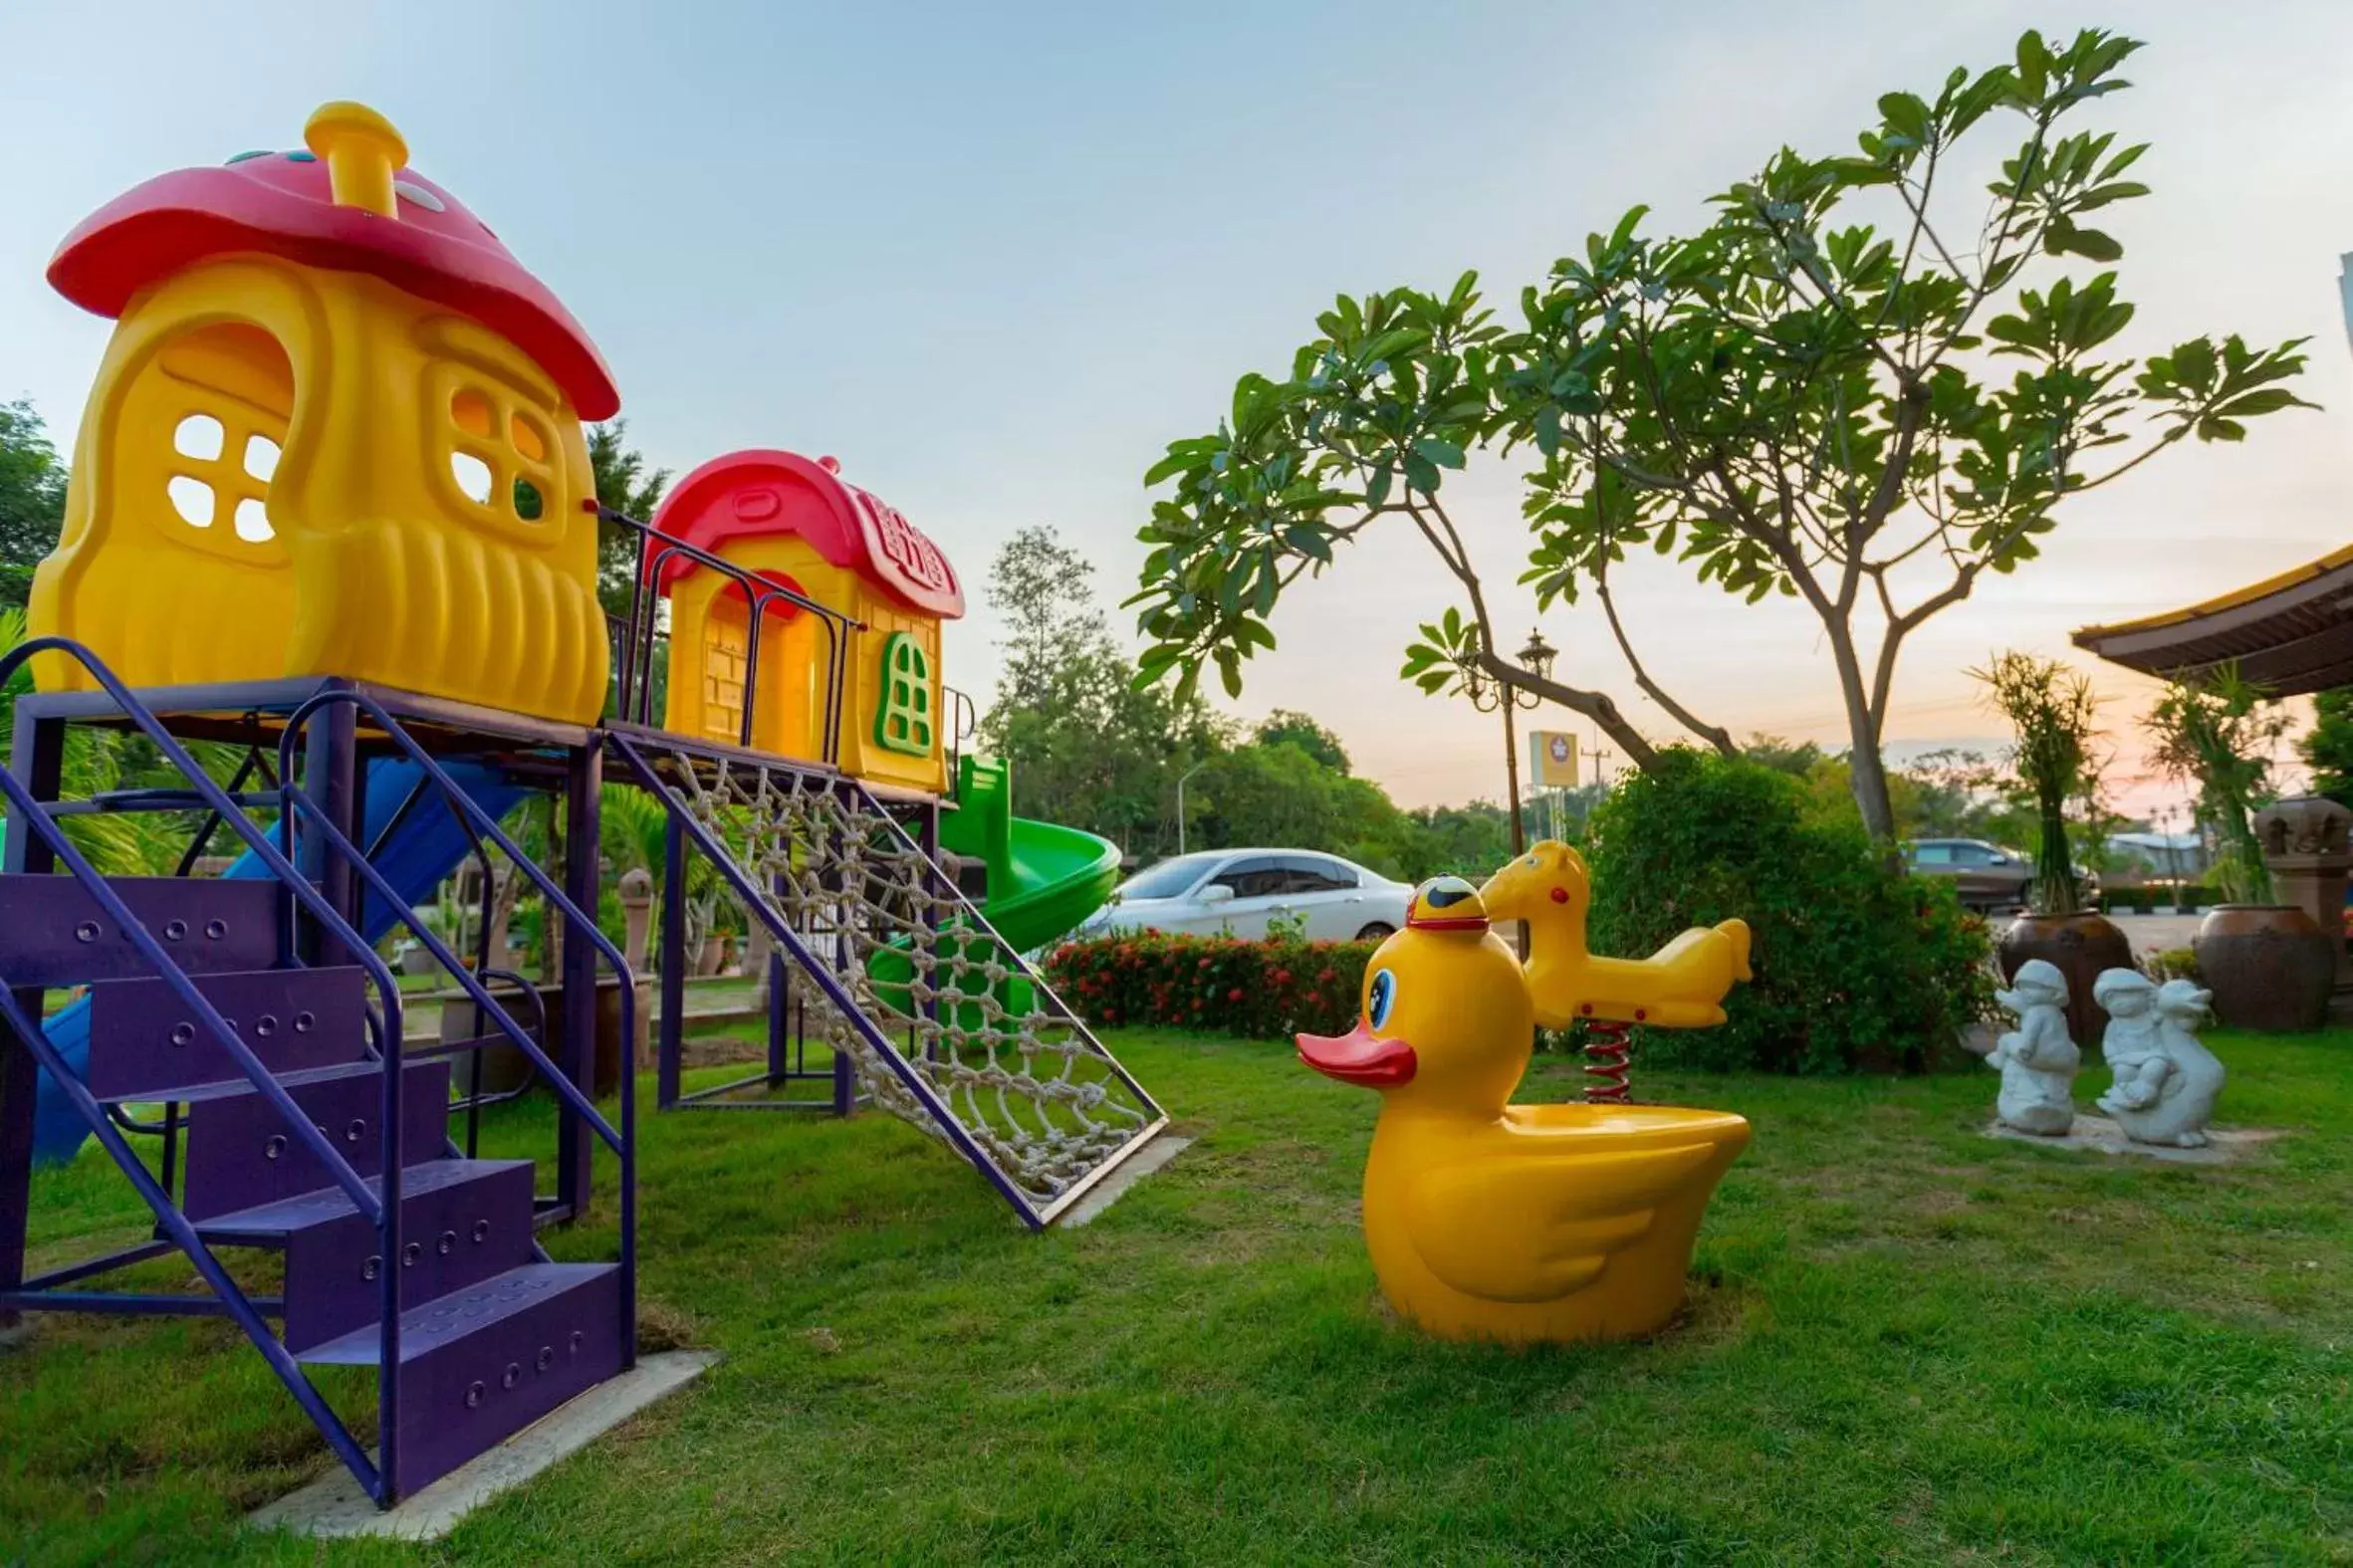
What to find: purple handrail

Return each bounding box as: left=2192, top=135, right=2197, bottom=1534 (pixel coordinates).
left=602, top=505, right=863, bottom=759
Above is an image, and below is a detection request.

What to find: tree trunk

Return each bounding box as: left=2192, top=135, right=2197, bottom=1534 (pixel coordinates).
left=1829, top=636, right=1899, bottom=845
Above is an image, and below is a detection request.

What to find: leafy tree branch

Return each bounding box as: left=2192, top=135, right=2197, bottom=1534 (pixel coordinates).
left=1133, top=26, right=2313, bottom=842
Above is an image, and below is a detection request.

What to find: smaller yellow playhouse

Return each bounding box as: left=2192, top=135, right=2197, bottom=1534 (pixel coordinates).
left=647, top=450, right=965, bottom=794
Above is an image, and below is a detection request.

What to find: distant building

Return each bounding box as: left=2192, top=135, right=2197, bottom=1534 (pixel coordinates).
left=2103, top=830, right=2211, bottom=882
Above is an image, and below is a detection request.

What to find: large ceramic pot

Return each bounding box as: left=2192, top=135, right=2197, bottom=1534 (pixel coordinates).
left=1997, top=911, right=2134, bottom=1048
left=2193, top=904, right=2333, bottom=1031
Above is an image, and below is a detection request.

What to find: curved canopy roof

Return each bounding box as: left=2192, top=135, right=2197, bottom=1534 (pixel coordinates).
left=49, top=103, right=619, bottom=420
left=645, top=449, right=964, bottom=620
left=2072, top=543, right=2353, bottom=695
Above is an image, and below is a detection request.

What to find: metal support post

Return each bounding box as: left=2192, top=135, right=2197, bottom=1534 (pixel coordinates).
left=557, top=742, right=600, bottom=1215
left=299, top=691, right=359, bottom=967
left=657, top=810, right=686, bottom=1110
left=0, top=711, right=65, bottom=1335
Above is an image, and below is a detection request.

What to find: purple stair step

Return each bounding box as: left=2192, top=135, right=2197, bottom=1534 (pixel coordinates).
left=297, top=1262, right=626, bottom=1499
left=0, top=874, right=284, bottom=988
left=84, top=966, right=369, bottom=1101
left=191, top=1158, right=532, bottom=1244
left=196, top=1158, right=538, bottom=1354
left=179, top=1058, right=452, bottom=1224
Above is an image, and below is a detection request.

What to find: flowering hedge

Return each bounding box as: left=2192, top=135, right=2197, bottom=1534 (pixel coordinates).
left=1044, top=930, right=1378, bottom=1040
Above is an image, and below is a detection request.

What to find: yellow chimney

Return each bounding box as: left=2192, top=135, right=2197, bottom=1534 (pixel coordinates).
left=303, top=101, right=407, bottom=218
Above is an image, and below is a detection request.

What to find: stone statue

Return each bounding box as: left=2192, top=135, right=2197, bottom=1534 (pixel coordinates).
left=2254, top=794, right=2352, bottom=858
left=1987, top=959, right=2078, bottom=1134
left=2093, top=969, right=2227, bottom=1148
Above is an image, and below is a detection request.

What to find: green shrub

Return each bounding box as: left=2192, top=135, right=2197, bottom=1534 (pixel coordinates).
left=2145, top=947, right=2201, bottom=982
left=1046, top=930, right=1377, bottom=1040
left=1583, top=749, right=1993, bottom=1074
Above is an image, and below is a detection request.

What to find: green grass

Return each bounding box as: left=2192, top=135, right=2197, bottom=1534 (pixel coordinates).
left=5, top=1029, right=2351, bottom=1565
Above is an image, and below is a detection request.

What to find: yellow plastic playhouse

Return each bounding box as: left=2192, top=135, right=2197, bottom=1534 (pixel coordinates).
left=30, top=102, right=615, bottom=723
left=644, top=450, right=966, bottom=794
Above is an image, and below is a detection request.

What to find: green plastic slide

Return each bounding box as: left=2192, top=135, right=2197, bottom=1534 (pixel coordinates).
left=939, top=755, right=1121, bottom=954
left=866, top=756, right=1119, bottom=1018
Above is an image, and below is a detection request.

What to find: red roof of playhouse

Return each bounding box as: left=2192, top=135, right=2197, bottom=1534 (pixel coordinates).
left=48, top=121, right=619, bottom=420
left=644, top=449, right=965, bottom=620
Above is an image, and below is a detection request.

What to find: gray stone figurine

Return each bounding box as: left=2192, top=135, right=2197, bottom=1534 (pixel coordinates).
left=2094, top=970, right=2226, bottom=1148
left=1988, top=959, right=2079, bottom=1134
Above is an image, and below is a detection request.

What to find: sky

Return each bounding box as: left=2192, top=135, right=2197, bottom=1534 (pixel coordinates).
left=3, top=0, right=2349, bottom=821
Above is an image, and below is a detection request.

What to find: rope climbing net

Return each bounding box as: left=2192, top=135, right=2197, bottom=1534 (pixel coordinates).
left=654, top=749, right=1160, bottom=1210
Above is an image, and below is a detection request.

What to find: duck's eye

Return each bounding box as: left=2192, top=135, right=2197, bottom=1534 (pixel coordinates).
left=1367, top=969, right=1397, bottom=1031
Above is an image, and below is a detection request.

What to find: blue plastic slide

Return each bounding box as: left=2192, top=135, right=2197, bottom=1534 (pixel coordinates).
left=29, top=758, right=527, bottom=1165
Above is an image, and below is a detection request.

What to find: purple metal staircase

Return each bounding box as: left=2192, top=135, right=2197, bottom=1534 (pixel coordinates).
left=0, top=643, right=636, bottom=1506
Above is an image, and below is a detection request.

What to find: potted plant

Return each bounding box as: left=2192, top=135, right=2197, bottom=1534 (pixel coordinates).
left=1973, top=652, right=2132, bottom=1046
left=2149, top=666, right=2330, bottom=1029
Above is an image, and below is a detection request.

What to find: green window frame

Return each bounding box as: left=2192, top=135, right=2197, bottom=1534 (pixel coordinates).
left=873, top=631, right=935, bottom=757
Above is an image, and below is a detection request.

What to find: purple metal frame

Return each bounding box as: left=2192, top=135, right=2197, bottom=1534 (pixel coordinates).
left=271, top=689, right=635, bottom=1345
left=0, top=647, right=638, bottom=1506
left=602, top=505, right=862, bottom=757
left=0, top=640, right=405, bottom=1496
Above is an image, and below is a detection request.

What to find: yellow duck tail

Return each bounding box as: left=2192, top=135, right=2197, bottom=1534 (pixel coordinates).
left=1718, top=918, right=1753, bottom=982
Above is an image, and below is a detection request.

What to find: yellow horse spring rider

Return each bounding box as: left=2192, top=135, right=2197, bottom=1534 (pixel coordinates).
left=1296, top=843, right=1752, bottom=1344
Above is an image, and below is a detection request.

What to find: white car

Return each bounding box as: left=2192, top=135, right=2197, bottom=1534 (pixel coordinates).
left=1079, top=848, right=1413, bottom=943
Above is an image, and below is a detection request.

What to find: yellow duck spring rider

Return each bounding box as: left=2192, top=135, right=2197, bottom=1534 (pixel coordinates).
left=1296, top=876, right=1751, bottom=1344
left=1483, top=839, right=1753, bottom=1030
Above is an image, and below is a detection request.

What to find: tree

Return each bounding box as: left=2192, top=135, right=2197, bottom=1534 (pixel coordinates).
left=2146, top=665, right=2288, bottom=902
left=977, top=527, right=1223, bottom=856
left=987, top=526, right=1111, bottom=714
left=1897, top=748, right=2012, bottom=840
left=1743, top=734, right=1827, bottom=778
left=1401, top=798, right=1520, bottom=877
left=1255, top=709, right=1349, bottom=773
left=589, top=421, right=671, bottom=617
left=972, top=529, right=1525, bottom=871
left=1131, top=28, right=2312, bottom=844
left=2299, top=687, right=2353, bottom=808
left=0, top=400, right=69, bottom=610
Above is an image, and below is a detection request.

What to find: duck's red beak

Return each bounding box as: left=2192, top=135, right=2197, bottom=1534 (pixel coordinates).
left=1296, top=1022, right=1417, bottom=1087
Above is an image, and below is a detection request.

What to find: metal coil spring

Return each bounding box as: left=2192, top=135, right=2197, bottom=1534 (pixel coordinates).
left=1581, top=1017, right=1632, bottom=1102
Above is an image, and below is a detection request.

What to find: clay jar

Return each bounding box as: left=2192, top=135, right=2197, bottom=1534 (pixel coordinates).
left=2193, top=904, right=2333, bottom=1031
left=1997, top=911, right=2133, bottom=1047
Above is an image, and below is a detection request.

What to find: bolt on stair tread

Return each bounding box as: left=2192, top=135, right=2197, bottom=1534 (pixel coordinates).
left=296, top=1261, right=619, bottom=1366
left=193, top=1158, right=534, bottom=1242
left=128, top=1055, right=434, bottom=1106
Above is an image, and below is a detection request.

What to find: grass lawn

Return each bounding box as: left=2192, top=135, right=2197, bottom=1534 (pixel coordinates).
left=4, top=1026, right=2350, bottom=1565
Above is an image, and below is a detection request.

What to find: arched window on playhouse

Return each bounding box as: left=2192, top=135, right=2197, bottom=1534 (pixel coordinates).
left=873, top=632, right=935, bottom=756
left=155, top=322, right=293, bottom=560
left=437, top=369, right=563, bottom=534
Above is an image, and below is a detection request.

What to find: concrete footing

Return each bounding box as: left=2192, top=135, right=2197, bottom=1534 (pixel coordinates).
left=1059, top=1135, right=1191, bottom=1228
left=248, top=1350, right=717, bottom=1541
left=1984, top=1115, right=2283, bottom=1166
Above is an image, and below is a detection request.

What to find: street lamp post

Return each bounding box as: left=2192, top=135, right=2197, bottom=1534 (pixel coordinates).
left=1463, top=628, right=1557, bottom=855
left=2157, top=802, right=2187, bottom=913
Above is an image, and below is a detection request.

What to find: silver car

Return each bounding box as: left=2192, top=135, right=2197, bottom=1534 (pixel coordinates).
left=1078, top=848, right=1412, bottom=943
